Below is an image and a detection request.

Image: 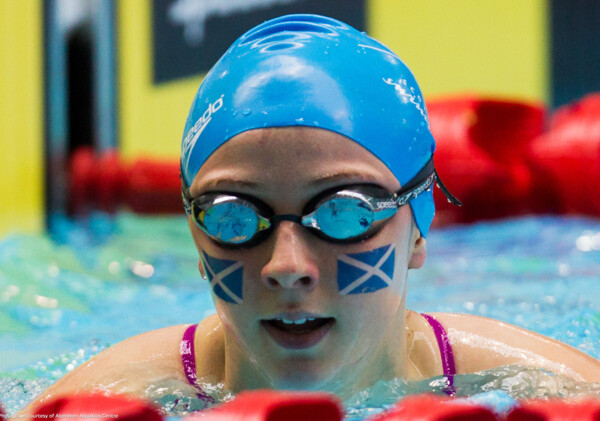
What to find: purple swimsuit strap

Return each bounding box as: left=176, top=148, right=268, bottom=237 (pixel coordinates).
left=180, top=324, right=198, bottom=386
left=180, top=324, right=215, bottom=403
left=420, top=313, right=456, bottom=395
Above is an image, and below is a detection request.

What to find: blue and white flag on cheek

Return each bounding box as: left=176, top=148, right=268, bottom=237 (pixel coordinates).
left=201, top=251, right=243, bottom=304
left=337, top=244, right=396, bottom=295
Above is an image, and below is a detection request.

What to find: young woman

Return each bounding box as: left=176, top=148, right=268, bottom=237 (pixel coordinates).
left=23, top=13, right=600, bottom=414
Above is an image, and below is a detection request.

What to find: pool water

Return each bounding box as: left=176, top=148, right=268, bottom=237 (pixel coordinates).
left=1, top=213, right=599, bottom=418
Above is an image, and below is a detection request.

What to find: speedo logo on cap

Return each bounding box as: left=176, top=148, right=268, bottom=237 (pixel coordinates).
left=182, top=94, right=224, bottom=174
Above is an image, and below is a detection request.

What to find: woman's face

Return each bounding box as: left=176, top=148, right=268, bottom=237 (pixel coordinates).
left=188, top=127, right=426, bottom=395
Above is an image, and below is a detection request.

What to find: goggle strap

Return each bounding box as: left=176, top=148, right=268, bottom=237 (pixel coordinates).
left=396, top=174, right=435, bottom=207
left=395, top=158, right=435, bottom=206
left=400, top=158, right=435, bottom=192
left=398, top=158, right=462, bottom=207
left=434, top=168, right=463, bottom=206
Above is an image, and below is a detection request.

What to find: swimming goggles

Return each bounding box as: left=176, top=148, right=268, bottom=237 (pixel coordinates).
left=181, top=158, right=461, bottom=248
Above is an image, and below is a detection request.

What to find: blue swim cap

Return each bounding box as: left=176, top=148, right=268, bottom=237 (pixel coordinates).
left=181, top=14, right=436, bottom=236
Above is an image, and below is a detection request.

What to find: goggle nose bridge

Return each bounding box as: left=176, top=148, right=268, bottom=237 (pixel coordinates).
left=270, top=213, right=303, bottom=226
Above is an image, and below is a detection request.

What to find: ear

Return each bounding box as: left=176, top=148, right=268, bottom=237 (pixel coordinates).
left=408, top=236, right=427, bottom=269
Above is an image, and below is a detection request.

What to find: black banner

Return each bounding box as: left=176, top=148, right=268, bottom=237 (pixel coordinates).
left=550, top=0, right=600, bottom=108
left=152, top=0, right=366, bottom=84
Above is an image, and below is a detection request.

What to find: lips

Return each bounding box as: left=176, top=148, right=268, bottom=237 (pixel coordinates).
left=261, top=315, right=335, bottom=350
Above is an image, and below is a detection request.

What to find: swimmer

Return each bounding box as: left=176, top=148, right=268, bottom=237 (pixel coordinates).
left=21, top=14, right=600, bottom=414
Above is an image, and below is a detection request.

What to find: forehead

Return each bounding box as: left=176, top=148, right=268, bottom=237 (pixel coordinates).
left=190, top=127, right=401, bottom=194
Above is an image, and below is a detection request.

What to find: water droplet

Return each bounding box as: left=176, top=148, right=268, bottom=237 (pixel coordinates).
left=242, top=109, right=251, bottom=116
left=295, top=118, right=305, bottom=123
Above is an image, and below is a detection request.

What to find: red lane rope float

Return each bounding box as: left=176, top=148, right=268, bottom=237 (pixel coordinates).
left=22, top=391, right=600, bottom=420
left=427, top=97, right=546, bottom=226
left=125, top=158, right=181, bottom=214
left=68, top=146, right=97, bottom=215
left=69, top=147, right=128, bottom=215
left=527, top=93, right=600, bottom=216
left=32, top=392, right=163, bottom=421
left=506, top=399, right=600, bottom=421
left=68, top=150, right=181, bottom=215
left=368, top=394, right=496, bottom=421
left=96, top=149, right=126, bottom=214
left=183, top=390, right=343, bottom=421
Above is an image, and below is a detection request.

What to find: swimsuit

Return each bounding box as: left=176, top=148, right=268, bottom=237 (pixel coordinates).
left=180, top=314, right=456, bottom=397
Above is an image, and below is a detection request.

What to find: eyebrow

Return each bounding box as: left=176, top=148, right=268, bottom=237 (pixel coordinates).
left=199, top=177, right=262, bottom=192
left=308, top=171, right=382, bottom=187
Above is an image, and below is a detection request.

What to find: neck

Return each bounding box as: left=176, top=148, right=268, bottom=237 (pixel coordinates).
left=328, top=307, right=409, bottom=400
left=223, top=306, right=410, bottom=401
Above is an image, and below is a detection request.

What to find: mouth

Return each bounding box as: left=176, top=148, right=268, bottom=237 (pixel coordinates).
left=261, top=315, right=335, bottom=350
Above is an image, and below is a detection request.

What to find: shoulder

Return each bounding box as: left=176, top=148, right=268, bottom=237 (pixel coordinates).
left=23, top=316, right=225, bottom=413
left=429, top=312, right=600, bottom=382
left=39, top=324, right=190, bottom=397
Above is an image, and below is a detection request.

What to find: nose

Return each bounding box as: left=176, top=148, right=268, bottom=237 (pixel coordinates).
left=261, top=221, right=319, bottom=291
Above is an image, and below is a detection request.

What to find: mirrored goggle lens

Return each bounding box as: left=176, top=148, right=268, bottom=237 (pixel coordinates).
left=199, top=200, right=260, bottom=244
left=314, top=196, right=374, bottom=240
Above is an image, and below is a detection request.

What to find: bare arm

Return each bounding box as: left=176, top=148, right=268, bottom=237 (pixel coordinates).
left=17, top=313, right=226, bottom=417
left=432, top=312, right=600, bottom=382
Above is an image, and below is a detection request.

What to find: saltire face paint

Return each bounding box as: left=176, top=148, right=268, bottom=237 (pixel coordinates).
left=337, top=244, right=396, bottom=295
left=200, top=250, right=243, bottom=304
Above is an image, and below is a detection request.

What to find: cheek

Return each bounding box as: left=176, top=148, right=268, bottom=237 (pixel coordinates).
left=336, top=285, right=403, bottom=362
left=336, top=244, right=396, bottom=295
